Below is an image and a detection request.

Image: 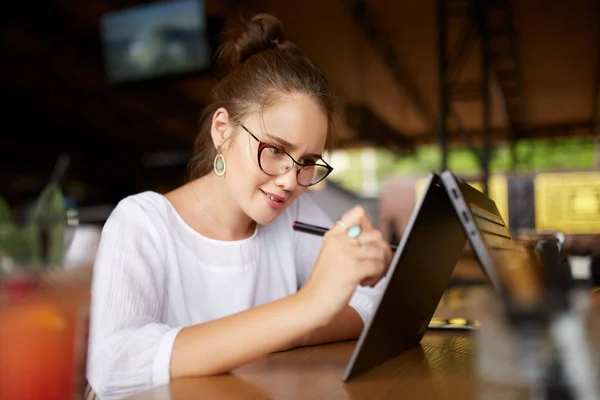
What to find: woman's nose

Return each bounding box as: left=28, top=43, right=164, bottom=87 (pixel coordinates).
left=274, top=166, right=299, bottom=190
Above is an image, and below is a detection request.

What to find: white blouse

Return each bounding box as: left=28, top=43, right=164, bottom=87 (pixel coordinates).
left=86, top=191, right=383, bottom=399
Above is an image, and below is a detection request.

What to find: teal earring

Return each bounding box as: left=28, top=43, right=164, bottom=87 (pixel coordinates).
left=213, top=153, right=226, bottom=176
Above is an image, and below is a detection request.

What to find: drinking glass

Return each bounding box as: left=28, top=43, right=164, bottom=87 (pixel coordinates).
left=0, top=218, right=92, bottom=400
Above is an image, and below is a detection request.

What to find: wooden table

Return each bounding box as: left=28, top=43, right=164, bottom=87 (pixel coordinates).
left=126, top=289, right=600, bottom=400
left=130, top=331, right=477, bottom=400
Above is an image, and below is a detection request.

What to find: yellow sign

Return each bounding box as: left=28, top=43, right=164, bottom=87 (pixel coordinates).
left=534, top=172, right=600, bottom=234
left=415, top=175, right=509, bottom=226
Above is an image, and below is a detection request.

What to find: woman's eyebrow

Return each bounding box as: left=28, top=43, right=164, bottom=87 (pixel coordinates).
left=265, top=132, right=296, bottom=149
left=264, top=133, right=323, bottom=159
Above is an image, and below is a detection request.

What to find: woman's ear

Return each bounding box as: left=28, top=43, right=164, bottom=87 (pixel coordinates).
left=210, top=107, right=233, bottom=151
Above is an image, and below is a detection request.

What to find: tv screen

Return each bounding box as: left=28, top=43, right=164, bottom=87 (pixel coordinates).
left=100, top=0, right=211, bottom=83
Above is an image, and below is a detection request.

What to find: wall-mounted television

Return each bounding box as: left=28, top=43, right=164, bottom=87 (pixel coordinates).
left=100, top=0, right=211, bottom=83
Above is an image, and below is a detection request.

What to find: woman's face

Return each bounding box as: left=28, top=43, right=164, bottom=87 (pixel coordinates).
left=216, top=93, right=328, bottom=225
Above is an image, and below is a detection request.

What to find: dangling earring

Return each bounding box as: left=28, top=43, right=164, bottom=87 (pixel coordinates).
left=213, top=153, right=226, bottom=176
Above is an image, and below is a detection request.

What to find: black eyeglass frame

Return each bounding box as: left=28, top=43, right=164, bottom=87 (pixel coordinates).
left=240, top=124, right=333, bottom=187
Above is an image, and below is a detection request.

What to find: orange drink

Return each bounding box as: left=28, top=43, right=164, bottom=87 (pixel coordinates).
left=0, top=270, right=91, bottom=400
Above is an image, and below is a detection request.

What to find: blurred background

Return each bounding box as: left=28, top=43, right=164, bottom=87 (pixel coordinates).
left=2, top=0, right=599, bottom=283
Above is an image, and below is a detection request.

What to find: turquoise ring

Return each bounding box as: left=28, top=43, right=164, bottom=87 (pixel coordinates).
left=336, top=220, right=348, bottom=230
left=347, top=226, right=361, bottom=239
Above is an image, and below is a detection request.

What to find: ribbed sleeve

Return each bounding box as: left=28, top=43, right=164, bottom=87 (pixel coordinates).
left=86, top=198, right=181, bottom=399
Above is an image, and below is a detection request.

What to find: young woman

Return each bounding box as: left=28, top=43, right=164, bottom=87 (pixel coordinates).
left=87, top=14, right=392, bottom=399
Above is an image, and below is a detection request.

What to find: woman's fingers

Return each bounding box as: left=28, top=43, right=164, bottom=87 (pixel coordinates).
left=334, top=206, right=374, bottom=234
left=342, top=241, right=388, bottom=285
left=358, top=258, right=387, bottom=287
left=355, top=230, right=393, bottom=264
left=327, top=206, right=390, bottom=288
left=353, top=229, right=383, bottom=244
left=326, top=219, right=351, bottom=237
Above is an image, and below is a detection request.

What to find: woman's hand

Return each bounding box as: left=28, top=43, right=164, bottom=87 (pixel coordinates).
left=169, top=205, right=390, bottom=379
left=298, top=205, right=393, bottom=326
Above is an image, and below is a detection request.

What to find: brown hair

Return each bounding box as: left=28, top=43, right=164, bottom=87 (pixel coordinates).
left=186, top=13, right=337, bottom=181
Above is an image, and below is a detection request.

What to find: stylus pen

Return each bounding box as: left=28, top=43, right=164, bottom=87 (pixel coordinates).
left=292, top=221, right=399, bottom=251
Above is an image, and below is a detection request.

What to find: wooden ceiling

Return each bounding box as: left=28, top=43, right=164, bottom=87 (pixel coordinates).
left=2, top=0, right=599, bottom=205
left=245, top=0, right=599, bottom=143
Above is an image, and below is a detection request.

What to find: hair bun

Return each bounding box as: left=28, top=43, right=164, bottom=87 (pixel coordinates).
left=218, top=14, right=299, bottom=73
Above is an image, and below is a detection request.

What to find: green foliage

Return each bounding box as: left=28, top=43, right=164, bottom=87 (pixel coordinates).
left=29, top=185, right=67, bottom=268
left=404, top=137, right=597, bottom=175
left=0, top=186, right=67, bottom=271
left=328, top=137, right=597, bottom=196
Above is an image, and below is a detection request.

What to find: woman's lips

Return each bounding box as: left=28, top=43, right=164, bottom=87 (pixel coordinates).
left=260, top=189, right=287, bottom=208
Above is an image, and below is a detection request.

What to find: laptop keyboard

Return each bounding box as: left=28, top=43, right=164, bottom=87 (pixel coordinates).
left=469, top=205, right=516, bottom=251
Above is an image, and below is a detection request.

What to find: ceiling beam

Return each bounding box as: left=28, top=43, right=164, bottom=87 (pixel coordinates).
left=343, top=104, right=416, bottom=154
left=595, top=68, right=600, bottom=137
left=436, top=0, right=528, bottom=171
left=340, top=0, right=434, bottom=128
left=438, top=0, right=485, bottom=169
left=447, top=18, right=478, bottom=89
left=480, top=0, right=528, bottom=138
left=593, top=33, right=600, bottom=169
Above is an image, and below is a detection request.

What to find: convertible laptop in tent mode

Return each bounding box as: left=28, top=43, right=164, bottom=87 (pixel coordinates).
left=343, top=170, right=512, bottom=381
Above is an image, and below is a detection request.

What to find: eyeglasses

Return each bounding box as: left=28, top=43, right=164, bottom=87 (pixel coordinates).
left=241, top=125, right=333, bottom=187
